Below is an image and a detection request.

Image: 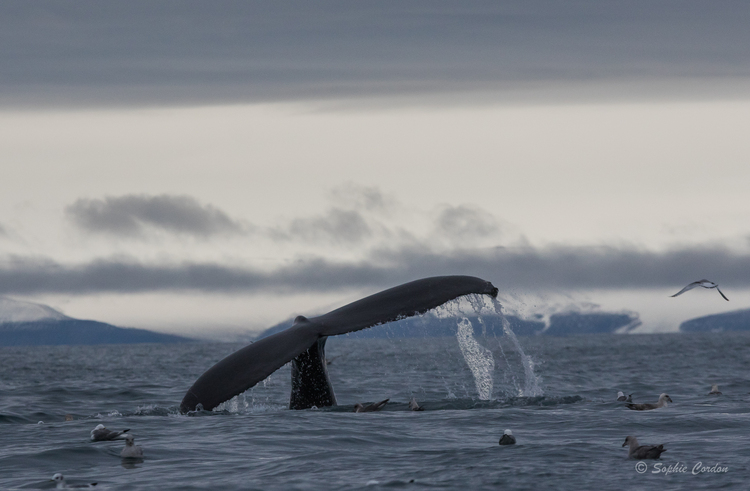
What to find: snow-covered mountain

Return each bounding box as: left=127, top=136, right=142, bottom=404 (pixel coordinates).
left=0, top=297, right=70, bottom=324
left=0, top=297, right=194, bottom=346
left=680, top=309, right=750, bottom=332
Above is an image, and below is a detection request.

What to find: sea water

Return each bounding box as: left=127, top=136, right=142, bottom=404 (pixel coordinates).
left=1, top=331, right=749, bottom=490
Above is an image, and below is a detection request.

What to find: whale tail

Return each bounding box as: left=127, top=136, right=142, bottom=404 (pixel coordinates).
left=180, top=276, right=498, bottom=413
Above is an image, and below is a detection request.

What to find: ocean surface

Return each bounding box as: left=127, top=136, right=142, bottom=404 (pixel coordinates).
left=2, top=327, right=749, bottom=490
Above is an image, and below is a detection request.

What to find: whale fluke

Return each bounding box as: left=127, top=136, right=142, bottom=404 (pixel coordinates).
left=180, top=276, right=498, bottom=413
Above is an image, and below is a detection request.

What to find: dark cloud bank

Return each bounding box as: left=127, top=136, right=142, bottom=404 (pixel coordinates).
left=3, top=1, right=750, bottom=107
left=1, top=245, right=749, bottom=296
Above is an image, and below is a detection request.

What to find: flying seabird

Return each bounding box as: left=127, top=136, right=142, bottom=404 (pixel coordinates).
left=90, top=424, right=130, bottom=442
left=671, top=280, right=728, bottom=301
left=408, top=397, right=424, bottom=411
left=354, top=399, right=389, bottom=413
left=708, top=384, right=722, bottom=395
left=50, top=474, right=97, bottom=489
left=120, top=434, right=144, bottom=458
left=622, top=436, right=666, bottom=459
left=626, top=393, right=672, bottom=411
left=616, top=391, right=632, bottom=402
left=498, top=429, right=516, bottom=445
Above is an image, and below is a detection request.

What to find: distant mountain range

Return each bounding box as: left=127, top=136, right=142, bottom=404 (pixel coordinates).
left=6, top=295, right=745, bottom=347
left=0, top=297, right=193, bottom=347
left=256, top=310, right=643, bottom=340
left=679, top=309, right=750, bottom=333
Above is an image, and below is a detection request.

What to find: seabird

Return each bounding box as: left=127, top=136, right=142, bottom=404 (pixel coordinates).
left=622, top=436, right=666, bottom=459
left=408, top=397, right=424, bottom=411
left=498, top=429, right=516, bottom=445
left=626, top=393, right=672, bottom=411
left=120, top=434, right=144, bottom=458
left=50, top=474, right=97, bottom=489
left=671, top=279, right=728, bottom=301
left=354, top=399, right=389, bottom=413
left=90, top=424, right=130, bottom=442
left=616, top=391, right=632, bottom=402
left=708, top=384, right=722, bottom=395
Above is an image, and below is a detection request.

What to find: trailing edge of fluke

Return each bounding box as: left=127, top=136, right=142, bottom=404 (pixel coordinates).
left=180, top=275, right=498, bottom=413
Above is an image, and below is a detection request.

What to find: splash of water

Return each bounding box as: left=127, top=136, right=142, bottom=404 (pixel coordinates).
left=455, top=317, right=494, bottom=400
left=501, top=316, right=543, bottom=397
left=437, top=294, right=543, bottom=399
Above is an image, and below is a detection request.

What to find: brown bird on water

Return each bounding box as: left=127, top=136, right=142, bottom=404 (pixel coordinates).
left=626, top=393, right=672, bottom=411
left=354, top=399, right=389, bottom=412
left=622, top=436, right=666, bottom=459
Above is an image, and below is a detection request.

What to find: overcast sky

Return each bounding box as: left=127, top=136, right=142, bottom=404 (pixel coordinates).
left=1, top=1, right=749, bottom=337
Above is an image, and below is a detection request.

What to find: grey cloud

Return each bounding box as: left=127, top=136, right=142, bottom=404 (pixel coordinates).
left=0, top=223, right=7, bottom=238
left=2, top=245, right=750, bottom=296
left=66, top=194, right=247, bottom=238
left=330, top=184, right=391, bottom=212
left=274, top=208, right=372, bottom=245
left=435, top=205, right=500, bottom=240
left=2, top=1, right=750, bottom=107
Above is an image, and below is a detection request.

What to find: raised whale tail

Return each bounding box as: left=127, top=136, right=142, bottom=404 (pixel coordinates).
left=180, top=275, right=498, bottom=413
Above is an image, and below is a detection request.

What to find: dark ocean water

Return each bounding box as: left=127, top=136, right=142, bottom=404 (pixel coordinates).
left=1, top=330, right=749, bottom=490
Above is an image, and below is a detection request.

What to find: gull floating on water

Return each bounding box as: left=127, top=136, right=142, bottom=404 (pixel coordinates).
left=121, top=434, right=144, bottom=458
left=408, top=397, right=424, bottom=411
left=50, top=473, right=97, bottom=489
left=90, top=424, right=130, bottom=442
left=622, top=436, right=666, bottom=459
left=671, top=279, right=728, bottom=301
left=627, top=393, right=673, bottom=411
left=709, top=384, right=722, bottom=395
left=498, top=429, right=516, bottom=445
left=616, top=391, right=632, bottom=402
left=354, top=399, right=389, bottom=413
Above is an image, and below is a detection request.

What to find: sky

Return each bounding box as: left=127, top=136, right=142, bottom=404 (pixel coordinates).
left=1, top=1, right=750, bottom=339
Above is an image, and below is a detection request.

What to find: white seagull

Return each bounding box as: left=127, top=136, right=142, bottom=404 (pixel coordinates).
left=671, top=279, right=728, bottom=301
left=90, top=424, right=129, bottom=442
left=50, top=474, right=97, bottom=488
left=120, top=434, right=144, bottom=458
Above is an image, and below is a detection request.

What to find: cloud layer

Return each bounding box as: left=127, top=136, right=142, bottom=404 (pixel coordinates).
left=273, top=208, right=372, bottom=245
left=66, top=194, right=247, bottom=238
left=2, top=245, right=749, bottom=296
left=435, top=205, right=500, bottom=240
left=3, top=1, right=750, bottom=106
